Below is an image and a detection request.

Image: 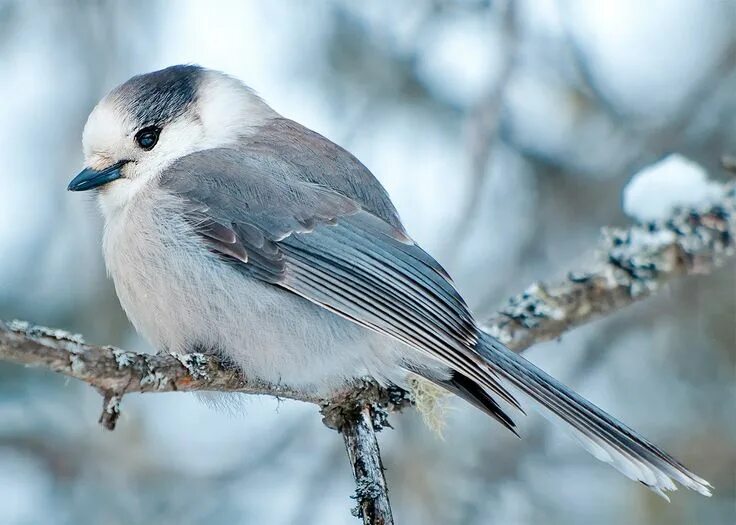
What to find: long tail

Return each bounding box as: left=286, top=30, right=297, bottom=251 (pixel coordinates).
left=474, top=331, right=712, bottom=500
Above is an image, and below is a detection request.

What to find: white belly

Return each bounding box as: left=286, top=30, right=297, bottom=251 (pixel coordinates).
left=101, top=190, right=427, bottom=394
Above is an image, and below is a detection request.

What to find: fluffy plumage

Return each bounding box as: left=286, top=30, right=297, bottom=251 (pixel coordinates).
left=75, top=65, right=712, bottom=498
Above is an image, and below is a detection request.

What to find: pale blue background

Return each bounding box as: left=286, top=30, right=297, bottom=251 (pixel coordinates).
left=0, top=1, right=734, bottom=524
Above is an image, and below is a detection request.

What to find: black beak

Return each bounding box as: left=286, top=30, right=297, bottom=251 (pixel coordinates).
left=67, top=161, right=126, bottom=191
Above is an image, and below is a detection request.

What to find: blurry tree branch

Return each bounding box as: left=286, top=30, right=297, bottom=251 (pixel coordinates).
left=0, top=181, right=734, bottom=524
left=485, top=182, right=736, bottom=351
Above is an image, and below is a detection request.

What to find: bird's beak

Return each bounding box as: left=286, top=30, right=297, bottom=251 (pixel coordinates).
left=67, top=161, right=126, bottom=191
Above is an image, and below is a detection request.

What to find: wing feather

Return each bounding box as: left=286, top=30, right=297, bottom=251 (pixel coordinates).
left=160, top=148, right=521, bottom=410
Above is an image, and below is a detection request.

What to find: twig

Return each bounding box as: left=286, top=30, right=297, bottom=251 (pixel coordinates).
left=340, top=406, right=394, bottom=525
left=0, top=320, right=309, bottom=400
left=321, top=386, right=409, bottom=525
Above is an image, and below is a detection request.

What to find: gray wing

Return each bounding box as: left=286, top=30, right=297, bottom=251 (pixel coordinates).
left=240, top=118, right=405, bottom=231
left=160, top=148, right=521, bottom=412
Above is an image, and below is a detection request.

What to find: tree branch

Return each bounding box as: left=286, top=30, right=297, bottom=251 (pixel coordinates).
left=485, top=182, right=736, bottom=351
left=340, top=406, right=394, bottom=524
left=0, top=182, right=733, bottom=524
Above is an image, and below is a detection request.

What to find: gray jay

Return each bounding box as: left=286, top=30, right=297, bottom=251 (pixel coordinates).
left=68, top=65, right=711, bottom=499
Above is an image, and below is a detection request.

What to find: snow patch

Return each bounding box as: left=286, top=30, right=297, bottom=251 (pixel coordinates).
left=623, top=155, right=723, bottom=222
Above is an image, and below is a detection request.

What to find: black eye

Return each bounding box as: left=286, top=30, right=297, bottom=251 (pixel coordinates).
left=135, top=126, right=160, bottom=150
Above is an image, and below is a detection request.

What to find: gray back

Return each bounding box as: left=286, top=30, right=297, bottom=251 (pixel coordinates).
left=241, top=118, right=404, bottom=231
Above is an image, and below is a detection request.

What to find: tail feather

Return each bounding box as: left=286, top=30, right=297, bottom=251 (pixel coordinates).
left=476, top=332, right=712, bottom=498
left=440, top=371, right=519, bottom=436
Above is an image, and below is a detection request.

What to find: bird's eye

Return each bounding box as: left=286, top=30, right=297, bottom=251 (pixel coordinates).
left=135, top=127, right=160, bottom=150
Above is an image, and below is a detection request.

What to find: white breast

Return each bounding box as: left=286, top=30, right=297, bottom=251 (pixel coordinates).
left=100, top=186, right=426, bottom=394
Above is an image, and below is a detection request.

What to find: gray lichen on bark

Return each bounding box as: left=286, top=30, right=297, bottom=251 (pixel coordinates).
left=484, top=182, right=735, bottom=352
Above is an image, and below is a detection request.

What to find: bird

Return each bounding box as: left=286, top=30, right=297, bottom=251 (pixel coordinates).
left=68, top=64, right=711, bottom=499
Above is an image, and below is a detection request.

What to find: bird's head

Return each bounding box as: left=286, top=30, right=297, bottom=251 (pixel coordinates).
left=68, top=65, right=275, bottom=207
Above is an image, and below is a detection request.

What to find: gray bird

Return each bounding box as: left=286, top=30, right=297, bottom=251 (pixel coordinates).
left=68, top=65, right=711, bottom=499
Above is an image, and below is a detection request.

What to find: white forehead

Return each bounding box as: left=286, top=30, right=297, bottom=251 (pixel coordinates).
left=82, top=99, right=131, bottom=168
left=81, top=68, right=278, bottom=169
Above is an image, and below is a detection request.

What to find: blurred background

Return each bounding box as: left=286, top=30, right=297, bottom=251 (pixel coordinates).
left=0, top=1, right=734, bottom=524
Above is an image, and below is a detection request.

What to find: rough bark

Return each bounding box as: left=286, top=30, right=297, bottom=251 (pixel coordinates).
left=340, top=406, right=394, bottom=525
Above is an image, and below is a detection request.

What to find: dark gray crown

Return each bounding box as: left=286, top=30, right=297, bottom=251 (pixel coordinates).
left=112, top=64, right=205, bottom=128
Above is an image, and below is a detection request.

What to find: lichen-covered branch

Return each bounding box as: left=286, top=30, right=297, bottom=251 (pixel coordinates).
left=0, top=319, right=316, bottom=412
left=485, top=182, right=736, bottom=351
left=0, top=319, right=410, bottom=425
left=340, top=406, right=395, bottom=525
